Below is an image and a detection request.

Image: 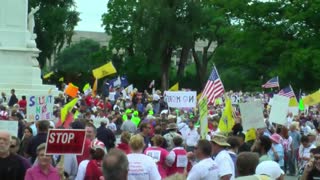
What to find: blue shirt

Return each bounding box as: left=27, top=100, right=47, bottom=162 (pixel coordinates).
left=268, top=143, right=284, bottom=167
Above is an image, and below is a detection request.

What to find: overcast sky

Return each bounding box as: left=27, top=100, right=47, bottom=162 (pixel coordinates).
left=74, top=0, right=107, bottom=32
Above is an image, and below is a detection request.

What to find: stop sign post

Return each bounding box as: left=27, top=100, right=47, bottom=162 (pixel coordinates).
left=45, top=129, right=86, bottom=155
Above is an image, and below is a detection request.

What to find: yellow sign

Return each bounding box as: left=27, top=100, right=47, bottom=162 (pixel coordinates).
left=199, top=97, right=208, bottom=139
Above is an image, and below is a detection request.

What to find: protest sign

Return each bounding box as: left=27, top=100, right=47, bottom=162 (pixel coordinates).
left=269, top=95, right=290, bottom=125
left=231, top=95, right=240, bottom=105
left=165, top=91, right=197, bottom=108
left=288, top=107, right=299, bottom=116
left=239, top=101, right=265, bottom=131
left=0, top=120, right=18, bottom=136
left=199, top=97, right=208, bottom=139
left=27, top=95, right=54, bottom=122
left=92, top=117, right=109, bottom=128
left=45, top=129, right=86, bottom=155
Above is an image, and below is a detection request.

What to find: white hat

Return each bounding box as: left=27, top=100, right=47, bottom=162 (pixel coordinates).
left=255, top=161, right=284, bottom=179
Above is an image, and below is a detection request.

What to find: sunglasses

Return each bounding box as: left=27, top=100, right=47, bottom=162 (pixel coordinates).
left=10, top=145, right=16, bottom=148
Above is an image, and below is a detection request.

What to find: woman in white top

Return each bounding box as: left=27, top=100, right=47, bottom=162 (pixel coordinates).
left=127, top=134, right=161, bottom=180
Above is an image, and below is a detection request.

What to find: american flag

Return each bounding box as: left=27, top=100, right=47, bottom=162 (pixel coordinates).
left=278, top=85, right=295, bottom=98
left=201, top=66, right=224, bottom=104
left=262, top=76, right=279, bottom=88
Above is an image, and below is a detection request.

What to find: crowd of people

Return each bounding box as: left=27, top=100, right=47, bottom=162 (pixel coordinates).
left=0, top=87, right=320, bottom=180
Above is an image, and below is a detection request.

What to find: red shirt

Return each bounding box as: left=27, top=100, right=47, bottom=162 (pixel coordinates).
left=18, top=100, right=27, bottom=109
left=77, top=138, right=91, bottom=165
left=117, top=143, right=131, bottom=154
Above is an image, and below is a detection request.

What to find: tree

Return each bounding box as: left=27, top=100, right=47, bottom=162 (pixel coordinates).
left=29, top=0, right=80, bottom=68
left=54, top=39, right=108, bottom=87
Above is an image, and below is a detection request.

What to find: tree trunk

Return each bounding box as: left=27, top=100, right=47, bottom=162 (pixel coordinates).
left=177, top=46, right=190, bottom=80
left=161, top=46, right=173, bottom=90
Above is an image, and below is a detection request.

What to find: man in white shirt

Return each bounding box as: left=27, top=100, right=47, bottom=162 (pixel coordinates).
left=187, top=139, right=219, bottom=180
left=184, top=121, right=200, bottom=152
left=211, top=134, right=235, bottom=180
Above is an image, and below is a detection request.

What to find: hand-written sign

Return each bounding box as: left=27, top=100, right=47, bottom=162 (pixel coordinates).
left=45, top=129, right=86, bottom=155
left=27, top=95, right=54, bottom=121
left=239, top=101, right=265, bottom=131
left=269, top=95, right=290, bottom=125
left=0, top=120, right=18, bottom=136
left=164, top=91, right=197, bottom=108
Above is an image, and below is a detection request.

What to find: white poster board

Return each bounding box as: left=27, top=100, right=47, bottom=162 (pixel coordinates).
left=269, top=95, right=290, bottom=125
left=27, top=95, right=54, bottom=121
left=164, top=91, right=197, bottom=108
left=239, top=101, right=265, bottom=131
left=231, top=95, right=240, bottom=105
left=288, top=107, right=299, bottom=116
left=0, top=121, right=18, bottom=136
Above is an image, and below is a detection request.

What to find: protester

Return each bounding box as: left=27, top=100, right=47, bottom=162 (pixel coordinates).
left=187, top=139, right=219, bottom=180
left=102, top=148, right=129, bottom=180
left=255, top=161, right=285, bottom=180
left=127, top=134, right=161, bottom=180
left=166, top=136, right=189, bottom=176
left=121, top=113, right=137, bottom=133
left=252, top=135, right=272, bottom=162
left=299, top=135, right=316, bottom=173
left=26, top=120, right=50, bottom=163
left=8, top=89, right=18, bottom=107
left=0, top=130, right=27, bottom=180
left=268, top=133, right=285, bottom=169
left=144, top=135, right=169, bottom=179
left=164, top=123, right=182, bottom=151
left=280, top=126, right=294, bottom=175
left=25, top=143, right=60, bottom=180
left=19, top=127, right=33, bottom=157
left=97, top=120, right=116, bottom=151
left=236, top=152, right=259, bottom=177
left=75, top=139, right=105, bottom=180
left=10, top=136, right=31, bottom=169
left=184, top=121, right=200, bottom=152
left=211, top=134, right=235, bottom=179
left=227, top=136, right=240, bottom=169
left=139, top=123, right=152, bottom=151
left=117, top=131, right=131, bottom=154
left=302, top=146, right=320, bottom=179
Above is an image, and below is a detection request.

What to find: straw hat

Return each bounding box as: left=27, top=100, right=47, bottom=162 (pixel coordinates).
left=167, top=123, right=177, bottom=130
left=211, top=134, right=230, bottom=147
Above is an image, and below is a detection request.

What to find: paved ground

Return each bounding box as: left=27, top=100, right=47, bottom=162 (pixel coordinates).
left=285, top=175, right=298, bottom=180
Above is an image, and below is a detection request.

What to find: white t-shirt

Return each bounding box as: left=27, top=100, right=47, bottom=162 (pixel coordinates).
left=214, top=150, right=235, bottom=179
left=299, top=144, right=316, bottom=167
left=184, top=128, right=200, bottom=147
left=127, top=153, right=161, bottom=180
left=75, top=160, right=89, bottom=180
left=187, top=158, right=219, bottom=180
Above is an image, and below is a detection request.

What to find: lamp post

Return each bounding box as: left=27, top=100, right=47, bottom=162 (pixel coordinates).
left=112, top=48, right=125, bottom=71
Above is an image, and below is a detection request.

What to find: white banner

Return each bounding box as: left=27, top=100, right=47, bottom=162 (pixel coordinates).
left=0, top=121, right=18, bottom=136
left=240, top=101, right=265, bottom=131
left=164, top=91, right=197, bottom=108
left=27, top=95, right=54, bottom=121
left=269, top=95, right=290, bottom=125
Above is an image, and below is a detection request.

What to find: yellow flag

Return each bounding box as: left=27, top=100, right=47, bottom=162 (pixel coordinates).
left=92, top=62, right=117, bottom=79
left=289, top=97, right=298, bottom=107
left=92, top=79, right=98, bottom=97
left=197, top=92, right=202, bottom=101
left=303, top=90, right=320, bottom=106
left=82, top=83, right=91, bottom=93
left=58, top=77, right=64, bottom=82
left=169, top=83, right=179, bottom=91
left=61, top=98, right=78, bottom=123
left=218, top=98, right=235, bottom=133
left=43, top=71, right=54, bottom=79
